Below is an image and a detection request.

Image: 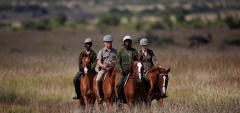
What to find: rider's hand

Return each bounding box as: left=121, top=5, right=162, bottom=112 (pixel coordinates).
left=101, top=64, right=106, bottom=69
left=158, top=65, right=162, bottom=69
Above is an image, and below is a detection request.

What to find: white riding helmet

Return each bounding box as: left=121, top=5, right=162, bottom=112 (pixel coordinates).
left=84, top=38, right=92, bottom=43
left=123, top=35, right=132, bottom=42
left=140, top=38, right=149, bottom=45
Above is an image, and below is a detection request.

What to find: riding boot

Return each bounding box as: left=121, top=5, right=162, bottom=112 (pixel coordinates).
left=96, top=81, right=103, bottom=104
left=117, top=92, right=123, bottom=106
left=73, top=75, right=81, bottom=99
left=142, top=77, right=150, bottom=93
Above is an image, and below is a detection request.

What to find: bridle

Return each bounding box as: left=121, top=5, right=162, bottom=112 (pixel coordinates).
left=158, top=72, right=168, bottom=93
left=82, top=57, right=91, bottom=75
left=130, top=61, right=143, bottom=81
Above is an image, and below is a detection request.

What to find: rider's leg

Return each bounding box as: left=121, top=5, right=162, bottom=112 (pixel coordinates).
left=73, top=71, right=82, bottom=99
left=142, top=75, right=150, bottom=93
left=116, top=72, right=125, bottom=105
left=96, top=69, right=105, bottom=103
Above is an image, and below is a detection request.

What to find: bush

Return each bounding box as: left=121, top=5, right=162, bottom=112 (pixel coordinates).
left=223, top=38, right=240, bottom=46
left=54, top=12, right=68, bottom=25
left=134, top=31, right=175, bottom=47
left=224, top=17, right=240, bottom=29
left=22, top=20, right=37, bottom=30
left=35, top=19, right=51, bottom=30
left=97, top=13, right=120, bottom=27
left=21, top=19, right=51, bottom=30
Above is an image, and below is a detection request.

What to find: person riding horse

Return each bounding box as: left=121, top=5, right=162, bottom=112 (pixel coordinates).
left=115, top=35, right=138, bottom=106
left=96, top=35, right=117, bottom=104
left=73, top=38, right=97, bottom=99
left=138, top=38, right=163, bottom=94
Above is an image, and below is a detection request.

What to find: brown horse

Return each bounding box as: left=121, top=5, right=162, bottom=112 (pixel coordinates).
left=93, top=61, right=116, bottom=108
left=79, top=55, right=96, bottom=107
left=146, top=67, right=170, bottom=106
left=114, top=59, right=147, bottom=106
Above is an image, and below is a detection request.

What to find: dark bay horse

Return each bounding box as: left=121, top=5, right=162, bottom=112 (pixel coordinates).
left=79, top=55, right=96, bottom=107
left=93, top=61, right=116, bottom=108
left=114, top=59, right=147, bottom=106
left=146, top=67, right=170, bottom=106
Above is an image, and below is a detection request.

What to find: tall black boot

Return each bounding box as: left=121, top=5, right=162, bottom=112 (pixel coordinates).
left=73, top=77, right=81, bottom=99
left=117, top=92, right=123, bottom=106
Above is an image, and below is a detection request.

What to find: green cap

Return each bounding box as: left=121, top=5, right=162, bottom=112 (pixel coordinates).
left=103, top=35, right=113, bottom=42
left=140, top=38, right=149, bottom=45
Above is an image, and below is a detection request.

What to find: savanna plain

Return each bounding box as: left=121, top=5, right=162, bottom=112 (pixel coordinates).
left=0, top=28, right=239, bottom=113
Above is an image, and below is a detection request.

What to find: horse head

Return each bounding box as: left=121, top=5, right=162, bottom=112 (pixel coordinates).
left=158, top=68, right=170, bottom=97
left=82, top=54, right=91, bottom=74
left=129, top=57, right=144, bottom=82
left=107, top=61, right=115, bottom=69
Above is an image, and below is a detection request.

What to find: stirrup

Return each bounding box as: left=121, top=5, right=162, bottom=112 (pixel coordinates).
left=72, top=95, right=80, bottom=100
left=116, top=98, right=122, bottom=106
left=98, top=98, right=103, bottom=104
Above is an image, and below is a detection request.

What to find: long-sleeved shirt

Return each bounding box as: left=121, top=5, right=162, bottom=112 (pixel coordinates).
left=115, top=47, right=138, bottom=71
left=138, top=48, right=160, bottom=73
left=78, top=49, right=97, bottom=71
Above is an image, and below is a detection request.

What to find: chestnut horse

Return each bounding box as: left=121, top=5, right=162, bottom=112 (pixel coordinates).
left=79, top=55, right=96, bottom=107
left=93, top=61, right=116, bottom=108
left=146, top=67, right=170, bottom=106
left=114, top=59, right=147, bottom=106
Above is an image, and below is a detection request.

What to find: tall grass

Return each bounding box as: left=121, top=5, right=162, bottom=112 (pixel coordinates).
left=0, top=29, right=239, bottom=113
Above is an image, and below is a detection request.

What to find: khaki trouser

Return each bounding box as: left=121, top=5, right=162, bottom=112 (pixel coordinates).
left=96, top=69, right=106, bottom=98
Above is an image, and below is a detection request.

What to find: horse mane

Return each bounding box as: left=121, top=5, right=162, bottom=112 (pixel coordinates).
left=148, top=66, right=159, bottom=73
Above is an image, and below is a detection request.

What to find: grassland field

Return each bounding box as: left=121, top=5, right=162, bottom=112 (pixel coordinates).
left=0, top=28, right=239, bottom=113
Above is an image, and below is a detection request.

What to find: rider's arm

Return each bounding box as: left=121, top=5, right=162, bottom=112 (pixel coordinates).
left=78, top=52, right=84, bottom=71
left=115, top=49, right=122, bottom=72
left=97, top=49, right=105, bottom=68
left=91, top=51, right=97, bottom=70
left=151, top=50, right=161, bottom=67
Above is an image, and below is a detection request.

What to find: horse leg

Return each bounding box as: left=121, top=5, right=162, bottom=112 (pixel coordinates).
left=81, top=93, right=89, bottom=106
left=147, top=79, right=155, bottom=101
left=124, top=84, right=135, bottom=106
left=157, top=98, right=163, bottom=106
left=79, top=96, right=85, bottom=108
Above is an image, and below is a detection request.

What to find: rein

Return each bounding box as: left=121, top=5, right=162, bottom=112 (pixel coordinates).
left=158, top=73, right=168, bottom=89
left=129, top=61, right=142, bottom=80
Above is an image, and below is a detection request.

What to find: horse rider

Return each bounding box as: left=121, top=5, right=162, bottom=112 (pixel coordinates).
left=96, top=35, right=117, bottom=104
left=138, top=38, right=162, bottom=93
left=115, top=35, right=138, bottom=105
left=73, top=38, right=97, bottom=99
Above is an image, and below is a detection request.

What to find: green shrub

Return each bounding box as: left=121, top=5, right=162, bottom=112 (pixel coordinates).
left=21, top=20, right=37, bottom=30
left=54, top=12, right=68, bottom=25
left=97, top=13, right=120, bottom=27
left=223, top=38, right=240, bottom=46
left=35, top=19, right=51, bottom=30
left=224, top=17, right=240, bottom=29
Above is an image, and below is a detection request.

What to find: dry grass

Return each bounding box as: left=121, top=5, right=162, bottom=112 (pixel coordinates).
left=0, top=28, right=239, bottom=113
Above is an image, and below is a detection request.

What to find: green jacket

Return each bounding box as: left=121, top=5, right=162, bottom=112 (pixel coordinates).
left=115, top=47, right=138, bottom=71
left=78, top=49, right=97, bottom=71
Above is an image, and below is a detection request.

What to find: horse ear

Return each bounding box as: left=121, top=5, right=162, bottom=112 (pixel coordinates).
left=166, top=68, right=170, bottom=73
left=82, top=54, right=87, bottom=57
left=132, top=56, right=138, bottom=61
left=128, top=62, right=133, bottom=73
